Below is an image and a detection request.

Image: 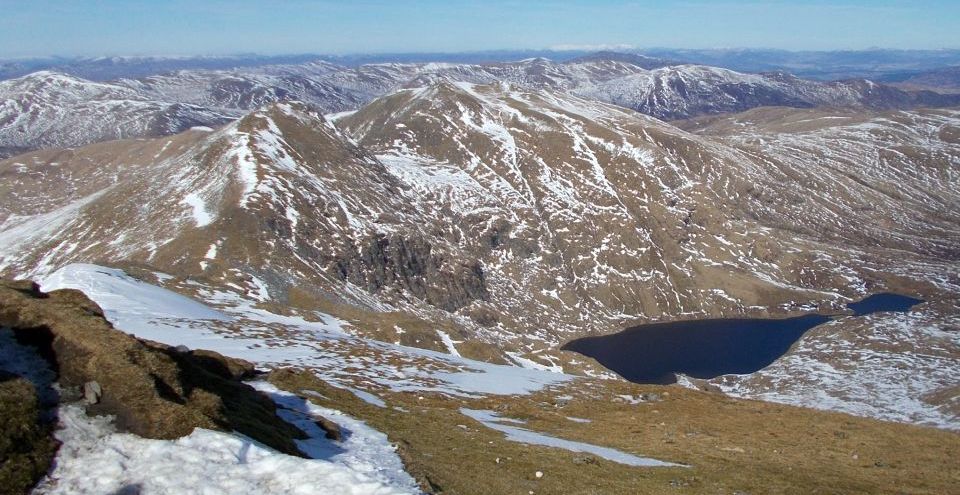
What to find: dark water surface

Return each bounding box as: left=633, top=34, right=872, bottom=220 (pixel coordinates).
left=846, top=293, right=923, bottom=316
left=562, top=293, right=923, bottom=384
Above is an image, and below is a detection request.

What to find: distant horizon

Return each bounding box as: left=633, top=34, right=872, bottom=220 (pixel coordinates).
left=5, top=46, right=960, bottom=63
left=2, top=1, right=959, bottom=58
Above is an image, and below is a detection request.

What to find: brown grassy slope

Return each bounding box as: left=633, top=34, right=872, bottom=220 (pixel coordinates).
left=270, top=369, right=960, bottom=495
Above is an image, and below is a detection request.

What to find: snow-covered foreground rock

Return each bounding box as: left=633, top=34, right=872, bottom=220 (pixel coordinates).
left=34, top=404, right=418, bottom=495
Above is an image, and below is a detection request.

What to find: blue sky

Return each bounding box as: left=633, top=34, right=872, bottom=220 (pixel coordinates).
left=1, top=0, right=958, bottom=58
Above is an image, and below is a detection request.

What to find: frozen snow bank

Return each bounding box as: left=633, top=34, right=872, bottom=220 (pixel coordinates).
left=427, top=353, right=571, bottom=396
left=40, top=264, right=226, bottom=321
left=39, top=264, right=229, bottom=344
left=34, top=404, right=418, bottom=495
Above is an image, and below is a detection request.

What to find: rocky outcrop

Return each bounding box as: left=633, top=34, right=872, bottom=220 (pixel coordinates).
left=0, top=279, right=306, bottom=456
left=335, top=233, right=489, bottom=312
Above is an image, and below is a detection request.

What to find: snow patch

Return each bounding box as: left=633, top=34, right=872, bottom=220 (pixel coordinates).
left=505, top=351, right=564, bottom=373
left=181, top=192, right=214, bottom=227
left=436, top=330, right=462, bottom=357
left=0, top=190, right=106, bottom=276
left=34, top=404, right=417, bottom=495
left=39, top=264, right=229, bottom=344
left=250, top=382, right=418, bottom=491
left=460, top=408, right=684, bottom=467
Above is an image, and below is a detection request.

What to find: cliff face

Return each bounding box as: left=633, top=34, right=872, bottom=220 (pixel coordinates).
left=335, top=233, right=489, bottom=312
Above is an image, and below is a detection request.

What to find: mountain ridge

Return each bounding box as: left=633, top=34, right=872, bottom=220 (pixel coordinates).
left=4, top=54, right=959, bottom=157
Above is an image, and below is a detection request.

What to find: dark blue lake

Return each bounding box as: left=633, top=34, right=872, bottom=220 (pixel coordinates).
left=846, top=293, right=923, bottom=316
left=562, top=293, right=923, bottom=384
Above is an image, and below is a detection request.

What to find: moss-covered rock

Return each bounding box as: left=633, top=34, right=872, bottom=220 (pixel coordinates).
left=0, top=372, right=57, bottom=495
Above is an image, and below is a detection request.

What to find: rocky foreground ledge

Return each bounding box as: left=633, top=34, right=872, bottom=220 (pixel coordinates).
left=0, top=279, right=310, bottom=493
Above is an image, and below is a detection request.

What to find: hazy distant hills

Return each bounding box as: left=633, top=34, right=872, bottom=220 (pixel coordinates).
left=565, top=51, right=679, bottom=69
left=573, top=64, right=960, bottom=120
left=635, top=48, right=960, bottom=81
left=6, top=48, right=960, bottom=82
left=0, top=51, right=594, bottom=81
left=0, top=54, right=330, bottom=81
left=887, top=66, right=960, bottom=93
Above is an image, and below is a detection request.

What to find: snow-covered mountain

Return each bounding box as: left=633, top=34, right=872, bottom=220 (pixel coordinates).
left=0, top=58, right=644, bottom=157
left=1, top=82, right=957, bottom=430
left=565, top=51, right=679, bottom=69
left=116, top=61, right=369, bottom=113
left=1, top=55, right=960, bottom=495
left=4, top=54, right=958, bottom=158
left=114, top=57, right=650, bottom=111
left=575, top=64, right=960, bottom=120
left=0, top=71, right=236, bottom=158
left=119, top=56, right=960, bottom=123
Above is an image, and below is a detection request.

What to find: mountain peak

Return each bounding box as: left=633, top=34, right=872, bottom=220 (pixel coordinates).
left=517, top=57, right=552, bottom=64
left=567, top=51, right=677, bottom=69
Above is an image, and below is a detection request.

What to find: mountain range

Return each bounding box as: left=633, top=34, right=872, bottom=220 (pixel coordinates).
left=3, top=53, right=960, bottom=158
left=7, top=48, right=960, bottom=81
left=2, top=74, right=957, bottom=428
